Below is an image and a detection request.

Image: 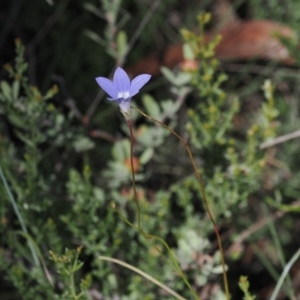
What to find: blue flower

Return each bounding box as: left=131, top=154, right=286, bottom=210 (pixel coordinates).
left=95, top=67, right=151, bottom=113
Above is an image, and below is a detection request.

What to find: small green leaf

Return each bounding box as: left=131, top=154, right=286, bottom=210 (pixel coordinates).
left=74, top=261, right=84, bottom=272
left=7, top=113, right=25, bottom=128
left=121, top=139, right=130, bottom=158
left=112, top=141, right=124, bottom=162
left=174, top=72, right=192, bottom=86
left=160, top=67, right=177, bottom=84
left=93, top=188, right=104, bottom=203
left=195, top=274, right=208, bottom=287
left=112, top=0, right=121, bottom=19
left=211, top=265, right=225, bottom=274
left=107, top=48, right=117, bottom=59
left=112, top=139, right=130, bottom=162
left=139, top=148, right=154, bottom=164
left=116, top=30, right=128, bottom=58
left=84, top=30, right=107, bottom=47
left=15, top=131, right=35, bottom=147
left=12, top=80, right=20, bottom=100
left=142, top=94, right=160, bottom=117
left=19, top=62, right=28, bottom=73
left=183, top=43, right=195, bottom=60
left=73, top=137, right=95, bottom=152
left=83, top=3, right=105, bottom=18
left=1, top=81, right=12, bottom=101
left=160, top=99, right=180, bottom=117
left=60, top=269, right=70, bottom=276
left=136, top=125, right=152, bottom=147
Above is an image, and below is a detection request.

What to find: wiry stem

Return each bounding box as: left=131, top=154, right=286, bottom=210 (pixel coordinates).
left=125, top=115, right=200, bottom=300
left=126, top=118, right=141, bottom=230
left=132, top=106, right=230, bottom=299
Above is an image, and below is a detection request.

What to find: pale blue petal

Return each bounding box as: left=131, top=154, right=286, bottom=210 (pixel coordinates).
left=113, top=67, right=130, bottom=92
left=129, top=74, right=151, bottom=97
left=95, top=77, right=117, bottom=99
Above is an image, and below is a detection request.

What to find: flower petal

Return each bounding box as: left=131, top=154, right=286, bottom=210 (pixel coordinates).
left=113, top=67, right=131, bottom=92
left=129, top=74, right=151, bottom=97
left=95, top=77, right=117, bottom=99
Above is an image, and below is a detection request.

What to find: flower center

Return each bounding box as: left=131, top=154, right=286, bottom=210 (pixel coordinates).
left=117, top=91, right=130, bottom=99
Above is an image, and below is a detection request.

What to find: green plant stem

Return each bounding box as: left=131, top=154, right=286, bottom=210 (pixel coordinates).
left=113, top=206, right=197, bottom=298
left=126, top=118, right=200, bottom=300
left=132, top=106, right=230, bottom=299
left=16, top=231, right=53, bottom=285
left=70, top=251, right=79, bottom=299
left=0, top=164, right=40, bottom=267
left=70, top=273, right=76, bottom=299
left=99, top=255, right=187, bottom=300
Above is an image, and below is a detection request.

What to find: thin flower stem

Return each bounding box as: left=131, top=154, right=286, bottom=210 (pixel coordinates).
left=124, top=0, right=161, bottom=59
left=113, top=205, right=197, bottom=297
left=132, top=106, right=230, bottom=299
left=70, top=253, right=79, bottom=299
left=125, top=118, right=200, bottom=300
left=126, top=119, right=141, bottom=230
left=113, top=206, right=187, bottom=277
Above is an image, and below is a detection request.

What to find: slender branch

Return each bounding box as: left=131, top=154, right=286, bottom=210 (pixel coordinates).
left=86, top=82, right=106, bottom=118
left=89, top=129, right=116, bottom=142
left=260, top=129, right=300, bottom=149
left=132, top=106, right=230, bottom=299
left=125, top=0, right=161, bottom=58
left=227, top=210, right=284, bottom=254
left=51, top=74, right=83, bottom=120
left=0, top=0, right=24, bottom=55
left=124, top=114, right=200, bottom=300
left=27, top=0, right=71, bottom=52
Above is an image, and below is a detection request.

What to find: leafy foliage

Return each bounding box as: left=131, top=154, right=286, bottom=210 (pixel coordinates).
left=1, top=1, right=300, bottom=299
